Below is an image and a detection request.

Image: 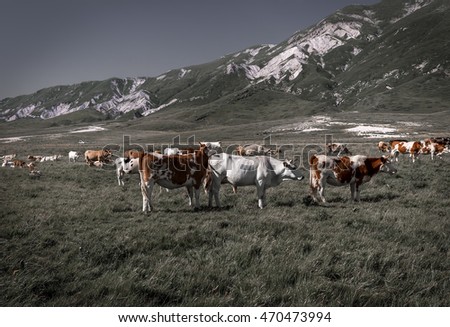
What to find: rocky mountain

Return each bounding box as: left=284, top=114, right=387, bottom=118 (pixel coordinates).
left=1, top=0, right=449, bottom=122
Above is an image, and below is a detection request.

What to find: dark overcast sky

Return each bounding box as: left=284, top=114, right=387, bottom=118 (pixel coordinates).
left=0, top=0, right=380, bottom=100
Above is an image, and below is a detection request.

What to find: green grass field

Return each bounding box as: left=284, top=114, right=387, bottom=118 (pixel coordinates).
left=1, top=112, right=449, bottom=306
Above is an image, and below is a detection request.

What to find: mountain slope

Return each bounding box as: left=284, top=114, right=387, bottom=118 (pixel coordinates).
left=1, top=0, right=448, bottom=123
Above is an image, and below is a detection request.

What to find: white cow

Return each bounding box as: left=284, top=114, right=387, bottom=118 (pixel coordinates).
left=208, top=154, right=304, bottom=209
left=41, top=155, right=62, bottom=162
left=68, top=151, right=81, bottom=162
left=115, top=157, right=139, bottom=186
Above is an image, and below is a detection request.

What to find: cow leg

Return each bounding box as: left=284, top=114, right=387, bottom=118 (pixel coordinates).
left=186, top=186, right=194, bottom=207
left=256, top=182, right=266, bottom=209
left=354, top=183, right=361, bottom=202
left=208, top=175, right=221, bottom=208
left=350, top=182, right=361, bottom=202
left=141, top=180, right=154, bottom=213
left=193, top=187, right=201, bottom=209
left=309, top=170, right=319, bottom=202
left=317, top=184, right=326, bottom=203
left=117, top=170, right=124, bottom=186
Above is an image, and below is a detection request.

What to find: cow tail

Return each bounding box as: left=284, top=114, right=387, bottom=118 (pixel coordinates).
left=309, top=155, right=318, bottom=192
left=138, top=152, right=147, bottom=194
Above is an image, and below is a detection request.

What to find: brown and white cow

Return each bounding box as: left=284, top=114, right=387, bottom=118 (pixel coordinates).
left=13, top=159, right=27, bottom=168
left=391, top=141, right=422, bottom=163
left=326, top=143, right=352, bottom=157
left=137, top=143, right=210, bottom=213
left=309, top=154, right=397, bottom=203
left=27, top=155, right=43, bottom=162
left=420, top=138, right=450, bottom=160
left=377, top=139, right=409, bottom=153
left=84, top=149, right=112, bottom=165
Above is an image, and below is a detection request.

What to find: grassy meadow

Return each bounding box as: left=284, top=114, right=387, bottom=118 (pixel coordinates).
left=0, top=111, right=449, bottom=306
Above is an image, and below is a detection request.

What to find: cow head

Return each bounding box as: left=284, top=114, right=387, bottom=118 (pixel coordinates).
left=282, top=159, right=304, bottom=181
left=379, top=156, right=397, bottom=174
left=378, top=141, right=389, bottom=152
left=337, top=144, right=352, bottom=156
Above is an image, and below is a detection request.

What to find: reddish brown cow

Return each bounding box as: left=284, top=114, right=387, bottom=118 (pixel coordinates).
left=138, top=143, right=210, bottom=213
left=309, top=154, right=397, bottom=202
left=13, top=160, right=26, bottom=168
left=377, top=139, right=409, bottom=153
left=391, top=141, right=422, bottom=163
left=84, top=149, right=112, bottom=166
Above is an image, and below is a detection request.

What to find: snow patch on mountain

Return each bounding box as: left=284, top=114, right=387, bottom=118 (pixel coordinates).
left=142, top=99, right=178, bottom=116
left=6, top=104, right=38, bottom=121
left=226, top=19, right=365, bottom=84
left=391, top=0, right=434, bottom=23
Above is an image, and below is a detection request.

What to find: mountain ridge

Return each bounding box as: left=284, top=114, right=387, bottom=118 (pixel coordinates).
left=1, top=0, right=449, bottom=123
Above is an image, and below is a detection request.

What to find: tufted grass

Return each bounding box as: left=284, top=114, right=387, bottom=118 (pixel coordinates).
left=1, top=139, right=449, bottom=306
left=1, top=109, right=449, bottom=306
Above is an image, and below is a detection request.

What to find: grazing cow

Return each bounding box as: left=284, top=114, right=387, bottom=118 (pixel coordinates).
left=236, top=144, right=273, bottom=156
left=40, top=155, right=62, bottom=162
left=309, top=154, right=397, bottom=203
left=115, top=157, right=140, bottom=186
left=27, top=162, right=41, bottom=178
left=1, top=154, right=17, bottom=161
left=208, top=154, right=304, bottom=209
left=391, top=141, right=422, bottom=163
left=27, top=155, right=43, bottom=162
left=420, top=138, right=449, bottom=160
left=138, top=143, right=210, bottom=213
left=68, top=151, right=81, bottom=162
left=378, top=139, right=409, bottom=153
left=84, top=149, right=112, bottom=165
left=13, top=160, right=26, bottom=168
left=326, top=143, right=352, bottom=157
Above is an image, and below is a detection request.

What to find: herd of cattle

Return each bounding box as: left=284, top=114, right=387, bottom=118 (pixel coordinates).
left=2, top=137, right=449, bottom=211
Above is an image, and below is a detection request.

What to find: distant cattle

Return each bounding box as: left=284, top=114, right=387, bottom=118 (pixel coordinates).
left=13, top=159, right=26, bottom=168
left=115, top=157, right=140, bottom=186
left=309, top=154, right=397, bottom=203
left=68, top=151, right=81, bottom=162
left=377, top=139, right=409, bottom=153
left=40, top=155, right=62, bottom=162
left=391, top=141, right=422, bottom=163
left=1, top=154, right=17, bottom=161
left=84, top=149, right=112, bottom=165
left=326, top=143, right=352, bottom=157
left=27, top=155, right=43, bottom=162
left=27, top=162, right=41, bottom=178
left=208, top=154, right=304, bottom=209
left=236, top=144, right=273, bottom=156
left=138, top=143, right=211, bottom=212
